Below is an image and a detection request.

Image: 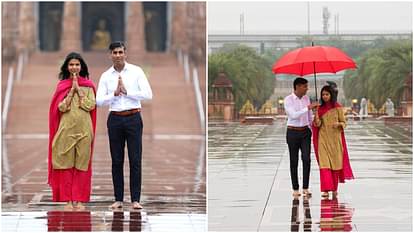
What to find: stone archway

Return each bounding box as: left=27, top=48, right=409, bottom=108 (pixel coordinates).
left=38, top=2, right=63, bottom=51
left=81, top=2, right=125, bottom=51
left=143, top=2, right=167, bottom=52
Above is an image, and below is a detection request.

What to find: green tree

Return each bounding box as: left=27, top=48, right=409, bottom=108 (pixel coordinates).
left=343, top=40, right=412, bottom=108
left=209, top=44, right=275, bottom=112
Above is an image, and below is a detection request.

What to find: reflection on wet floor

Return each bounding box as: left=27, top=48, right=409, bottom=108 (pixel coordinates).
left=209, top=119, right=412, bottom=231
left=289, top=195, right=354, bottom=232
left=47, top=211, right=92, bottom=231
left=2, top=137, right=206, bottom=231
left=290, top=197, right=313, bottom=232
left=319, top=197, right=353, bottom=232
left=2, top=211, right=205, bottom=232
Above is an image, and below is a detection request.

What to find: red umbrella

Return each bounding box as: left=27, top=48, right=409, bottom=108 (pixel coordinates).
left=272, top=45, right=356, bottom=100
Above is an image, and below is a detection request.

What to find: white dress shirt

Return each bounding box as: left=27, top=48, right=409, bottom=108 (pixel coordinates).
left=284, top=93, right=313, bottom=127
left=96, top=62, right=152, bottom=111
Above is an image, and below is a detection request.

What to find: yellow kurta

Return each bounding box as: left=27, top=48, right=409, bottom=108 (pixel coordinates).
left=314, top=107, right=346, bottom=170
left=52, top=86, right=96, bottom=171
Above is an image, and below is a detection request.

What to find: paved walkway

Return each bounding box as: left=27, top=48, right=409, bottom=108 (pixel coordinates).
left=2, top=52, right=206, bottom=231
left=208, top=119, right=412, bottom=231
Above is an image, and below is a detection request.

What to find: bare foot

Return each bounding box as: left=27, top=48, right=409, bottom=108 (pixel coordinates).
left=303, top=189, right=312, bottom=197
left=64, top=202, right=73, bottom=211
left=321, top=192, right=329, bottom=198
left=292, top=190, right=301, bottom=197
left=76, top=202, right=86, bottom=211
left=110, top=201, right=123, bottom=209
left=132, top=202, right=143, bottom=209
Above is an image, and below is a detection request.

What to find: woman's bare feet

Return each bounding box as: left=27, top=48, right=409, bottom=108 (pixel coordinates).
left=64, top=201, right=73, bottom=211
left=75, top=202, right=85, bottom=210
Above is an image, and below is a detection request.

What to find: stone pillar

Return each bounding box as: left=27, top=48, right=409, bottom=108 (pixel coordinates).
left=18, top=2, right=36, bottom=53
left=170, top=2, right=188, bottom=53
left=2, top=2, right=20, bottom=61
left=126, top=2, right=146, bottom=60
left=186, top=2, right=206, bottom=65
left=61, top=2, right=81, bottom=52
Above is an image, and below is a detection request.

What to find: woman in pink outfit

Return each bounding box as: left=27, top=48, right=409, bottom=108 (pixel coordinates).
left=48, top=52, right=97, bottom=210
left=312, top=85, right=354, bottom=198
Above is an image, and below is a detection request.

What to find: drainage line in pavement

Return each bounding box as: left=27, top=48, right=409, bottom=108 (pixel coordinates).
left=257, top=149, right=288, bottom=231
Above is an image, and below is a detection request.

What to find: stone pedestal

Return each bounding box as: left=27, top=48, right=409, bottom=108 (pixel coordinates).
left=61, top=2, right=81, bottom=52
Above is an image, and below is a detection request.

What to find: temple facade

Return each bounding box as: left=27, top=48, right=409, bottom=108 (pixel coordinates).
left=2, top=2, right=205, bottom=64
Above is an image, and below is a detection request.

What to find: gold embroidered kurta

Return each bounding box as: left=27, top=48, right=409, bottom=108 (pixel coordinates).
left=314, top=107, right=346, bottom=170
left=52, top=87, right=96, bottom=171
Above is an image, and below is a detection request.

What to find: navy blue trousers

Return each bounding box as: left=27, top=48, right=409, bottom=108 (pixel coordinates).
left=286, top=128, right=311, bottom=190
left=107, top=112, right=143, bottom=202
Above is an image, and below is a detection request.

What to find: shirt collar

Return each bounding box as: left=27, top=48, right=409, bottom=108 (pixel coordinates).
left=292, top=92, right=301, bottom=100
left=291, top=92, right=308, bottom=101
left=110, top=61, right=130, bottom=74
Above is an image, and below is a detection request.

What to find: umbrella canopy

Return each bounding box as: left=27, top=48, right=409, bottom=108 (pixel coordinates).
left=272, top=45, right=357, bottom=100
left=272, top=46, right=356, bottom=76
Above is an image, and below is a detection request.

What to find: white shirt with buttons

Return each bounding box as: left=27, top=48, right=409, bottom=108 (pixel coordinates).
left=284, top=93, right=313, bottom=128
left=96, top=62, right=153, bottom=111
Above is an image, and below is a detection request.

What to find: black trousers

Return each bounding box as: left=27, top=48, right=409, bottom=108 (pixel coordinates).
left=286, top=128, right=311, bottom=190
left=107, top=112, right=143, bottom=202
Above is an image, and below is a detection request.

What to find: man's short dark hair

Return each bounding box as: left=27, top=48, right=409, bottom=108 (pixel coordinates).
left=109, top=41, right=126, bottom=51
left=293, top=77, right=308, bottom=90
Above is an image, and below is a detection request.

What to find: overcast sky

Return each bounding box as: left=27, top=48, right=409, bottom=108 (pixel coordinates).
left=208, top=1, right=412, bottom=34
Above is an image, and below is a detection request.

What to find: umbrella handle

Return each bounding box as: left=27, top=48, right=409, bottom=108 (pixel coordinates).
left=313, top=62, right=318, bottom=102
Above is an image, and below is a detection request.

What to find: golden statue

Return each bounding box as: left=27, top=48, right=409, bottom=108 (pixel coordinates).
left=367, top=99, right=377, bottom=114
left=239, top=100, right=256, bottom=115
left=259, top=100, right=273, bottom=115
left=91, top=19, right=111, bottom=50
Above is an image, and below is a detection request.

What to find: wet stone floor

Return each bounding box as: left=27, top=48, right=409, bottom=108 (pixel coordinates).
left=208, top=119, right=412, bottom=231
left=2, top=137, right=206, bottom=232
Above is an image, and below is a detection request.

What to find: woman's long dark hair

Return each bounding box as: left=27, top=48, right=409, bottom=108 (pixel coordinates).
left=58, top=52, right=89, bottom=80
left=319, top=85, right=337, bottom=107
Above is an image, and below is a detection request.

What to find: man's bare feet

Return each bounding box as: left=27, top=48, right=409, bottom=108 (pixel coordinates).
left=110, top=201, right=123, bottom=209
left=132, top=201, right=143, bottom=209
left=303, top=189, right=312, bottom=197
left=292, top=190, right=301, bottom=197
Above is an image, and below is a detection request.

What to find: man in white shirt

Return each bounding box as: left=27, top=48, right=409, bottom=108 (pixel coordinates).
left=96, top=41, right=153, bottom=209
left=284, top=77, right=318, bottom=197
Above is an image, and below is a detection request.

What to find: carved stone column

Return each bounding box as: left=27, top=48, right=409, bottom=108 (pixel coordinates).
left=126, top=2, right=146, bottom=60
left=61, top=2, right=81, bottom=52
left=18, top=2, right=36, bottom=53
